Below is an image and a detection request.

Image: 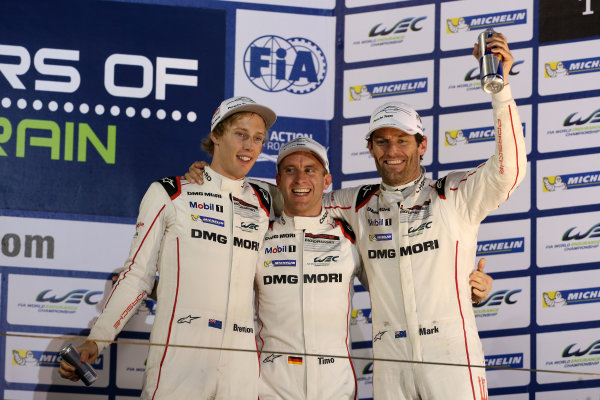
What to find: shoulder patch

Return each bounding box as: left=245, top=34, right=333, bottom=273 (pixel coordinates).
left=334, top=219, right=356, bottom=244
left=249, top=182, right=272, bottom=217
left=355, top=184, right=380, bottom=212
left=156, top=176, right=181, bottom=200
left=435, top=176, right=447, bottom=200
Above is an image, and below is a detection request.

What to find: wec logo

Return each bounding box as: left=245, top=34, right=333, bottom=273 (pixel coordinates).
left=562, top=223, right=600, bottom=241
left=368, top=17, right=426, bottom=37
left=240, top=222, right=259, bottom=231
left=464, top=60, right=523, bottom=81
left=243, top=35, right=327, bottom=94
left=563, top=109, right=600, bottom=126
left=474, top=289, right=521, bottom=307
left=35, top=289, right=103, bottom=305
left=562, top=339, right=600, bottom=357
left=313, top=255, right=339, bottom=265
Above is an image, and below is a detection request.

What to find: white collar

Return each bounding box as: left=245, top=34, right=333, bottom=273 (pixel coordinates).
left=279, top=208, right=332, bottom=231
left=379, top=167, right=427, bottom=206
left=204, top=166, right=246, bottom=195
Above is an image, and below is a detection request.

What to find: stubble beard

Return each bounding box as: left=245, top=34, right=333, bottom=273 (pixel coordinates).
left=376, top=152, right=420, bottom=187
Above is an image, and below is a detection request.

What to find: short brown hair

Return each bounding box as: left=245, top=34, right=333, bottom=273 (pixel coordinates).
left=201, top=111, right=266, bottom=156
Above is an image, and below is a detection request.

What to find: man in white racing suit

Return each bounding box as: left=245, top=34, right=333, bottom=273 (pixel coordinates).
left=322, top=33, right=526, bottom=399
left=255, top=137, right=365, bottom=399
left=59, top=96, right=278, bottom=399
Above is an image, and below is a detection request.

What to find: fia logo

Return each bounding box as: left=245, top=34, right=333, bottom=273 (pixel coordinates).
left=243, top=35, right=327, bottom=94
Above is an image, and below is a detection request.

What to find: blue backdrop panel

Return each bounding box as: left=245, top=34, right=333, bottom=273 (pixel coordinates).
left=0, top=0, right=225, bottom=217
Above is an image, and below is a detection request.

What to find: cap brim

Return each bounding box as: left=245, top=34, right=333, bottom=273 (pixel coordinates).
left=277, top=147, right=329, bottom=173
left=220, top=104, right=277, bottom=130
left=365, top=122, right=422, bottom=139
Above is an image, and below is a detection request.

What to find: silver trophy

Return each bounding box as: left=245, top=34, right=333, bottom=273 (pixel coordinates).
left=59, top=344, right=98, bottom=386
left=478, top=29, right=504, bottom=94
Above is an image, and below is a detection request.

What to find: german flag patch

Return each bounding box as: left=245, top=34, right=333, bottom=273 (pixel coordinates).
left=288, top=356, right=303, bottom=365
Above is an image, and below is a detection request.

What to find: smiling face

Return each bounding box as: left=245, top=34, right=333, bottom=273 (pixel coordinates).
left=276, top=152, right=332, bottom=217
left=368, top=128, right=427, bottom=186
left=209, top=112, right=266, bottom=180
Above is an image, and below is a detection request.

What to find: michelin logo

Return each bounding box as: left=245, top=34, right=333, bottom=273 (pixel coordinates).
left=446, top=10, right=527, bottom=33
left=485, top=353, right=523, bottom=369
left=445, top=124, right=526, bottom=146
left=543, top=287, right=600, bottom=307
left=263, top=260, right=296, bottom=268
left=349, top=78, right=427, bottom=101
left=476, top=238, right=525, bottom=256
left=191, top=215, right=225, bottom=227
left=369, top=233, right=392, bottom=241
left=543, top=172, right=600, bottom=192
left=351, top=308, right=372, bottom=325
left=545, top=57, right=600, bottom=78
left=12, top=350, right=104, bottom=369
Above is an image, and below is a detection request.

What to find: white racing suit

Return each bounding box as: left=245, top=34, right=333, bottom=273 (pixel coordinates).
left=88, top=166, right=274, bottom=399
left=255, top=209, right=363, bottom=399
left=323, top=86, right=527, bottom=399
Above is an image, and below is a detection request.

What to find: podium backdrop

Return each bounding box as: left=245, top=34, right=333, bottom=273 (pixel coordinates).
left=1, top=0, right=599, bottom=398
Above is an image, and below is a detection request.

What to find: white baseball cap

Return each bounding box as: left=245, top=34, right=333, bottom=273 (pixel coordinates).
left=277, top=137, right=329, bottom=173
left=210, top=96, right=277, bottom=132
left=365, top=101, right=424, bottom=139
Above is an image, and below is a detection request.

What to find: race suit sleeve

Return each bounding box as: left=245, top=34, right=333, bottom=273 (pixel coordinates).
left=268, top=184, right=284, bottom=218
left=440, top=84, right=527, bottom=224
left=88, top=182, right=174, bottom=352
left=322, top=187, right=362, bottom=230
left=355, top=247, right=369, bottom=291
left=248, top=179, right=283, bottom=219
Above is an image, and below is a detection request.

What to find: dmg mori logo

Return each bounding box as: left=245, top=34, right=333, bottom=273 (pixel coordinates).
left=243, top=35, right=327, bottom=94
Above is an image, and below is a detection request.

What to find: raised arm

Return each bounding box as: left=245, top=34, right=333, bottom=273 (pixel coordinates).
left=443, top=34, right=527, bottom=223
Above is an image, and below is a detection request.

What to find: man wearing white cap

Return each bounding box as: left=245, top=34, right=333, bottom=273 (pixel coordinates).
left=322, top=33, right=526, bottom=399
left=254, top=137, right=366, bottom=399
left=186, top=133, right=492, bottom=399
left=59, top=96, right=278, bottom=399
